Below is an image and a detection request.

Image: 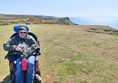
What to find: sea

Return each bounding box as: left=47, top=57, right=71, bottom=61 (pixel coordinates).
left=70, top=16, right=118, bottom=30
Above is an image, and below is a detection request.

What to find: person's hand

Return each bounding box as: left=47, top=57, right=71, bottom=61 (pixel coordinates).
left=15, top=47, right=22, bottom=52
left=21, top=53, right=28, bottom=58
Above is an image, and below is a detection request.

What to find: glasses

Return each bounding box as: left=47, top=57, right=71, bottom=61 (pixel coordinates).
left=19, top=32, right=27, bottom=34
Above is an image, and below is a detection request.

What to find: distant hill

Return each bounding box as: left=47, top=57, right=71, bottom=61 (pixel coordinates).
left=0, top=14, right=75, bottom=25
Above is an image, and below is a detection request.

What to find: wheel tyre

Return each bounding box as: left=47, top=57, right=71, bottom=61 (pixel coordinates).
left=8, top=79, right=15, bottom=83
left=35, top=74, right=41, bottom=83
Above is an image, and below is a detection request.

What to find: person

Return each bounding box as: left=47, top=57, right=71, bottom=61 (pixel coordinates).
left=3, top=25, right=39, bottom=83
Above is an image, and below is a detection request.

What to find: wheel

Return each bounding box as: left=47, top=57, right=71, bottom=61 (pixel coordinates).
left=8, top=79, right=15, bottom=83
left=34, top=74, right=41, bottom=83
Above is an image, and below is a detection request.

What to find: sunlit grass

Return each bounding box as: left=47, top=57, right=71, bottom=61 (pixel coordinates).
left=0, top=24, right=118, bottom=83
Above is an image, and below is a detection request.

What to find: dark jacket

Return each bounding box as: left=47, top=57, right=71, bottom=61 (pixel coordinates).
left=3, top=34, right=39, bottom=60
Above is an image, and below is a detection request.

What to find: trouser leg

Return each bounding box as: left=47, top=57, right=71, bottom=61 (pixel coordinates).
left=15, top=59, right=24, bottom=83
left=26, top=56, right=35, bottom=83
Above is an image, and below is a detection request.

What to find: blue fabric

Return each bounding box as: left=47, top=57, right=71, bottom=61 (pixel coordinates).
left=15, top=56, right=35, bottom=83
left=14, top=25, right=29, bottom=33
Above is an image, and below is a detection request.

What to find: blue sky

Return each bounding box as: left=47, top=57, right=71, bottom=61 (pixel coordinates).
left=1, top=0, right=118, bottom=29
left=0, top=0, right=118, bottom=17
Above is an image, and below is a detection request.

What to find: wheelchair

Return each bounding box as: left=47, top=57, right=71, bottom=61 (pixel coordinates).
left=5, top=32, right=41, bottom=83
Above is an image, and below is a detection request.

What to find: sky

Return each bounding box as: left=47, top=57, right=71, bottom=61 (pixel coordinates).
left=0, top=0, right=118, bottom=17
left=1, top=0, right=118, bottom=29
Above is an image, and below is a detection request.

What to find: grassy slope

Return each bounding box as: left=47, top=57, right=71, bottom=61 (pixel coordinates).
left=0, top=24, right=118, bottom=83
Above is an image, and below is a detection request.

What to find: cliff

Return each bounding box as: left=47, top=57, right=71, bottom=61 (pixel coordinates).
left=0, top=14, right=75, bottom=25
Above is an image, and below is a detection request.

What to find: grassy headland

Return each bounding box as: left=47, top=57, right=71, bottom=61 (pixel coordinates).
left=0, top=24, right=118, bottom=83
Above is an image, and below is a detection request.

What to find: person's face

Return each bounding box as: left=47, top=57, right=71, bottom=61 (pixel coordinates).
left=18, top=30, right=27, bottom=38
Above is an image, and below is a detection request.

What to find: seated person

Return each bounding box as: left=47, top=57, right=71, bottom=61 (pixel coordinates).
left=3, top=25, right=39, bottom=83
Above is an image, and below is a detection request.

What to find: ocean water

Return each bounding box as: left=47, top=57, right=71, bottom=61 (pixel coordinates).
left=70, top=17, right=118, bottom=30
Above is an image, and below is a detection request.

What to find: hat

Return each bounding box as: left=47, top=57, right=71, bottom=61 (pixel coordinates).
left=18, top=26, right=27, bottom=32
left=14, top=25, right=29, bottom=33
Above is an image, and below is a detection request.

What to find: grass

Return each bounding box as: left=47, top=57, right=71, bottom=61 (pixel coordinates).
left=111, top=33, right=118, bottom=36
left=0, top=24, right=118, bottom=83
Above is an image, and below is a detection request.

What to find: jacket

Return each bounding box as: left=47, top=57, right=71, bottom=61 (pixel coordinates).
left=3, top=33, right=39, bottom=59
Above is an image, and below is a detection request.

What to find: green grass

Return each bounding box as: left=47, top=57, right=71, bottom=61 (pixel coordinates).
left=111, top=33, right=118, bottom=36
left=0, top=24, right=118, bottom=83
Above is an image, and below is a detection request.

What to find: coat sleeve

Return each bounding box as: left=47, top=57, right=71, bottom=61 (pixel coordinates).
left=22, top=36, right=40, bottom=56
left=3, top=38, right=17, bottom=51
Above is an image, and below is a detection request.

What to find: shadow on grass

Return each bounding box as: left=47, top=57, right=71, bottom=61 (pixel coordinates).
left=0, top=75, right=41, bottom=83
left=0, top=75, right=9, bottom=83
